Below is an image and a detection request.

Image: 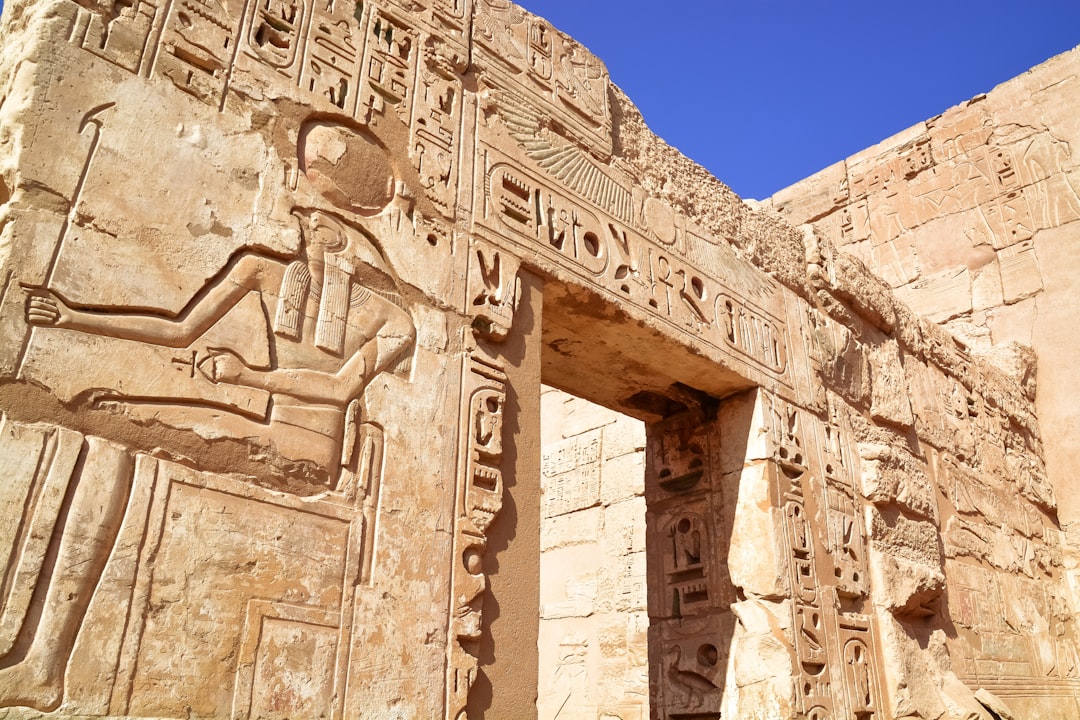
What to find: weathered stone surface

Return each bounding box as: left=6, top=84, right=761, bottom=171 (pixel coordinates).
left=771, top=44, right=1080, bottom=531
left=539, top=389, right=648, bottom=720
left=0, top=2, right=1076, bottom=719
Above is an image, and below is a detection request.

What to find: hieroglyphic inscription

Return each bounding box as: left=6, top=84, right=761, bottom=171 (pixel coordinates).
left=766, top=396, right=881, bottom=719
left=65, top=0, right=469, bottom=160
left=158, top=0, right=241, bottom=107
left=446, top=349, right=507, bottom=720
left=818, top=116, right=1080, bottom=256
left=473, top=0, right=611, bottom=159
left=770, top=400, right=833, bottom=718
left=819, top=415, right=868, bottom=599
left=69, top=0, right=163, bottom=74
left=719, top=293, right=788, bottom=373
left=540, top=430, right=600, bottom=518
left=947, top=561, right=1080, bottom=698
left=645, top=411, right=729, bottom=719
left=361, top=6, right=418, bottom=118
left=467, top=236, right=520, bottom=342
left=413, top=52, right=461, bottom=213
left=483, top=86, right=631, bottom=223
left=245, top=0, right=304, bottom=71
left=478, top=154, right=793, bottom=389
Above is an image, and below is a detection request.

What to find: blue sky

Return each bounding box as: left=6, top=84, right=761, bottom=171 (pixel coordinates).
left=0, top=1, right=1074, bottom=198
left=518, top=1, right=1080, bottom=199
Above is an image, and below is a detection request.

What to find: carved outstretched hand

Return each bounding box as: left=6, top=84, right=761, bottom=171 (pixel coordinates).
left=23, top=285, right=75, bottom=328
left=197, top=348, right=250, bottom=385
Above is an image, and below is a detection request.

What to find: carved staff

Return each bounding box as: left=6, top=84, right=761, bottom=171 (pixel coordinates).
left=16, top=102, right=114, bottom=376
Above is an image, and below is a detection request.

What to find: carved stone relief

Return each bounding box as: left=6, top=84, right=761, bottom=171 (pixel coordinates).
left=22, top=205, right=416, bottom=490
left=0, top=411, right=386, bottom=717
left=446, top=347, right=506, bottom=720
left=645, top=409, right=730, bottom=719
left=1, top=2, right=1078, bottom=719
left=764, top=395, right=882, bottom=720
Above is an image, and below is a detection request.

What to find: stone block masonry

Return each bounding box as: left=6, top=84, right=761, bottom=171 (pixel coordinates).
left=0, top=2, right=1075, bottom=718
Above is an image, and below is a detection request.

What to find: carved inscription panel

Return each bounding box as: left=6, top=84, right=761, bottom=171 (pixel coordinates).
left=477, top=149, right=792, bottom=393
left=1, top=3, right=1078, bottom=720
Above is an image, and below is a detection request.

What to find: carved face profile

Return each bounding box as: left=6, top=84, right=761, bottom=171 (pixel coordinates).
left=305, top=211, right=348, bottom=254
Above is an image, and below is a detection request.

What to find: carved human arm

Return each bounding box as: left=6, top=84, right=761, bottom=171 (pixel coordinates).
left=23, top=255, right=265, bottom=348
left=200, top=304, right=415, bottom=405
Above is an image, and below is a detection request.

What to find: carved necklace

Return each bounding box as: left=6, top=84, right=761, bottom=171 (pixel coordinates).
left=273, top=255, right=369, bottom=356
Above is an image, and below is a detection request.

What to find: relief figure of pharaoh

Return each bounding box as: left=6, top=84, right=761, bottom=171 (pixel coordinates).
left=3, top=209, right=413, bottom=710
left=24, top=208, right=416, bottom=486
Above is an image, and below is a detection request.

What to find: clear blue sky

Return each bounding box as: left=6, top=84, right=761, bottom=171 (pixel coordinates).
left=518, top=1, right=1080, bottom=199
left=1, top=1, right=1075, bottom=198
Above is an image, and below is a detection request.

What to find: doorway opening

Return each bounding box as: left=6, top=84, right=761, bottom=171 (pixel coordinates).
left=528, top=273, right=761, bottom=720
left=538, top=386, right=649, bottom=720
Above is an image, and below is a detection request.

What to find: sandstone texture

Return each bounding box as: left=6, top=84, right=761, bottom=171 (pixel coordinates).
left=538, top=388, right=647, bottom=720
left=769, top=45, right=1080, bottom=528
left=0, top=2, right=1075, bottom=719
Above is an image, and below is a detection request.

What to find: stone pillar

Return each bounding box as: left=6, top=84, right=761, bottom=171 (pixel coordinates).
left=644, top=398, right=740, bottom=719
left=464, top=270, right=543, bottom=719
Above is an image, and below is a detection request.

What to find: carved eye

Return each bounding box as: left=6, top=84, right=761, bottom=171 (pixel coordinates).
left=690, top=276, right=705, bottom=300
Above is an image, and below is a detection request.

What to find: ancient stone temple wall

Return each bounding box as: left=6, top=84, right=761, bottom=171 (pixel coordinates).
left=0, top=2, right=1076, bottom=719
left=539, top=387, right=647, bottom=720
left=768, top=45, right=1080, bottom=530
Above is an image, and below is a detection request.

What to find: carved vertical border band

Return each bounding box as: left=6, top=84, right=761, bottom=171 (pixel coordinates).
left=445, top=347, right=507, bottom=719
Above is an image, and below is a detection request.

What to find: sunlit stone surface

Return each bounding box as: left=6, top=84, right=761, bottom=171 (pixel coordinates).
left=0, top=2, right=1075, bottom=718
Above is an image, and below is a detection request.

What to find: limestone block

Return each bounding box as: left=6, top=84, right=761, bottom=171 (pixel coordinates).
left=973, top=340, right=1037, bottom=399
left=939, top=671, right=994, bottom=720
left=721, top=389, right=769, bottom=470
left=971, top=257, right=1005, bottom=311
left=537, top=629, right=595, bottom=720
left=728, top=461, right=787, bottom=599
left=540, top=570, right=598, bottom=620
left=975, top=689, right=1018, bottom=720
left=554, top=395, right=620, bottom=439
left=540, top=506, right=603, bottom=552
left=998, top=239, right=1044, bottom=304
left=895, top=267, right=973, bottom=324
left=600, top=452, right=646, bottom=506
left=602, top=416, right=647, bottom=461
left=874, top=614, right=948, bottom=720
left=808, top=313, right=871, bottom=406
left=718, top=601, right=795, bottom=720
left=867, top=340, right=915, bottom=427
left=602, top=497, right=647, bottom=556
left=728, top=600, right=793, bottom=688
left=868, top=231, right=919, bottom=287
left=595, top=550, right=647, bottom=615
left=867, top=507, right=945, bottom=616
left=768, top=160, right=849, bottom=225
left=827, top=250, right=900, bottom=333
left=858, top=442, right=937, bottom=522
